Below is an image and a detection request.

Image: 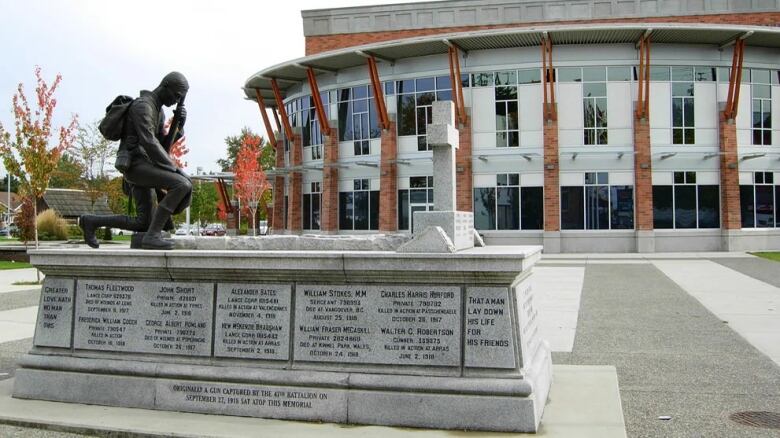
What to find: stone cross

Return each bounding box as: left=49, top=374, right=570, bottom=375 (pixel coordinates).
left=426, top=101, right=459, bottom=212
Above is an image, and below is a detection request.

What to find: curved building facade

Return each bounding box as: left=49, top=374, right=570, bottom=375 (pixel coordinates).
left=245, top=0, right=780, bottom=252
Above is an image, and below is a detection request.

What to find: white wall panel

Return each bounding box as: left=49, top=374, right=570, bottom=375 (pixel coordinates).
left=473, top=132, right=496, bottom=151
left=519, top=84, right=542, bottom=132
left=609, top=129, right=633, bottom=147
left=520, top=173, right=544, bottom=187
left=652, top=171, right=672, bottom=185
left=739, top=172, right=753, bottom=185
left=397, top=136, right=420, bottom=154
left=473, top=174, right=496, bottom=187
left=649, top=83, right=671, bottom=129
left=650, top=128, right=671, bottom=146
left=369, top=138, right=381, bottom=155
left=471, top=88, right=495, bottom=132
left=697, top=129, right=718, bottom=146
left=560, top=172, right=583, bottom=186
left=607, top=83, right=631, bottom=129
left=697, top=171, right=719, bottom=185
left=520, top=131, right=544, bottom=148
left=398, top=177, right=410, bottom=190
left=370, top=178, right=380, bottom=190
left=558, top=129, right=582, bottom=147
left=736, top=84, right=752, bottom=147
left=610, top=171, right=633, bottom=185
left=773, top=86, right=780, bottom=148
left=694, top=83, right=717, bottom=129
left=557, top=83, right=583, bottom=131
left=339, top=141, right=353, bottom=158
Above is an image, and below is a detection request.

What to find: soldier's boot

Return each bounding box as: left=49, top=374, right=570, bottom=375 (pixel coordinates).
left=79, top=215, right=133, bottom=249
left=141, top=208, right=175, bottom=250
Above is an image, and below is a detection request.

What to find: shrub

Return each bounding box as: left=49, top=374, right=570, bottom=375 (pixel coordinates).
left=36, top=209, right=68, bottom=241
left=102, top=227, right=112, bottom=240
left=14, top=196, right=35, bottom=243
left=68, top=224, right=83, bottom=239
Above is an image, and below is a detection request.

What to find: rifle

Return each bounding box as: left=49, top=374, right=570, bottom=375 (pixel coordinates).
left=163, top=95, right=186, bottom=152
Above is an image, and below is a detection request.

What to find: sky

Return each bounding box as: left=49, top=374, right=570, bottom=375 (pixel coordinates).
left=0, top=0, right=428, bottom=175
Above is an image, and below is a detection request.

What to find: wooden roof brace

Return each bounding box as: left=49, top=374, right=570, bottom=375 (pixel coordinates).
left=366, top=56, right=391, bottom=130
left=305, top=67, right=332, bottom=137
left=254, top=89, right=277, bottom=147
left=271, top=78, right=295, bottom=140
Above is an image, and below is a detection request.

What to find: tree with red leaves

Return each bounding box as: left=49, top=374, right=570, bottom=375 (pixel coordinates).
left=164, top=117, right=189, bottom=169
left=233, top=134, right=269, bottom=236
left=0, top=66, right=78, bottom=248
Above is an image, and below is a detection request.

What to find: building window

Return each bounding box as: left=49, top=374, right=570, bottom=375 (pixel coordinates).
left=398, top=176, right=433, bottom=231
left=751, top=69, right=772, bottom=146
left=286, top=94, right=328, bottom=147
left=473, top=173, right=543, bottom=231
left=495, top=71, right=519, bottom=147
left=303, top=182, right=321, bottom=230
left=653, top=171, right=720, bottom=229
left=671, top=67, right=695, bottom=144
left=338, top=85, right=380, bottom=156
left=583, top=67, right=608, bottom=145
left=310, top=145, right=322, bottom=160
left=561, top=172, right=634, bottom=230
left=339, top=178, right=379, bottom=230
left=740, top=172, right=777, bottom=228
left=397, top=76, right=462, bottom=151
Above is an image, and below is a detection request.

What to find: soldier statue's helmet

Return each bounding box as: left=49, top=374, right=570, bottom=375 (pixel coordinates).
left=160, top=71, right=189, bottom=94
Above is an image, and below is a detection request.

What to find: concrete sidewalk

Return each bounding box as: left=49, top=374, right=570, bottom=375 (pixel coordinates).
left=0, top=365, right=625, bottom=438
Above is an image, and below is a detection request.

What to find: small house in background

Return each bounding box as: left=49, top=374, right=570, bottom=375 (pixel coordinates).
left=0, top=192, right=23, bottom=228
left=37, top=188, right=113, bottom=223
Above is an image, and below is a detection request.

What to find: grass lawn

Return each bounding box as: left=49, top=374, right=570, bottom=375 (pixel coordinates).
left=751, top=252, right=780, bottom=262
left=104, top=234, right=132, bottom=241
left=0, top=260, right=32, bottom=270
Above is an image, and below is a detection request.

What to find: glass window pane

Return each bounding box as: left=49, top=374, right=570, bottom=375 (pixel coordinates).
left=497, top=174, right=507, bottom=186
left=520, top=187, right=544, bottom=230
left=598, top=172, right=609, bottom=184
left=672, top=98, right=683, bottom=127
left=497, top=187, right=520, bottom=230
left=508, top=132, right=519, bottom=147
left=585, top=186, right=609, bottom=230
left=684, top=128, right=695, bottom=144
left=674, top=185, right=696, bottom=228
left=312, top=194, right=320, bottom=230
left=435, top=75, right=451, bottom=90
left=518, top=69, right=541, bottom=84
left=384, top=81, right=394, bottom=96
left=353, top=191, right=369, bottom=230
left=598, top=129, right=608, bottom=145
left=756, top=185, right=774, bottom=227
left=416, top=91, right=435, bottom=106
left=397, top=95, right=416, bottom=136
left=369, top=191, right=379, bottom=230
left=398, top=190, right=409, bottom=230
left=558, top=68, right=582, bottom=82
left=339, top=192, right=353, bottom=230
left=584, top=83, right=607, bottom=97
left=584, top=172, right=597, bottom=185
left=496, top=132, right=507, bottom=147
left=410, top=189, right=427, bottom=204
left=596, top=98, right=608, bottom=128
left=740, top=185, right=755, bottom=228
left=303, top=194, right=311, bottom=230
left=415, top=77, right=434, bottom=92
left=584, top=129, right=595, bottom=145
left=697, top=185, right=720, bottom=228
left=495, top=102, right=506, bottom=130
left=397, top=79, right=414, bottom=94
left=694, top=67, right=715, bottom=81
left=583, top=99, right=595, bottom=128
left=753, top=84, right=771, bottom=99
left=685, top=171, right=696, bottom=184
left=671, top=67, right=694, bottom=82
left=717, top=67, right=730, bottom=82
left=776, top=185, right=780, bottom=227
left=508, top=174, right=519, bottom=186
left=583, top=67, right=606, bottom=82
left=436, top=90, right=452, bottom=101
left=674, top=172, right=685, bottom=184
left=683, top=97, right=694, bottom=126
left=507, top=102, right=519, bottom=130
left=653, top=185, right=674, bottom=228
left=495, top=71, right=517, bottom=86
left=672, top=82, right=694, bottom=97
left=352, top=86, right=368, bottom=99
left=561, top=186, right=584, bottom=229
left=417, top=107, right=428, bottom=135
left=752, top=69, right=770, bottom=84
left=608, top=66, right=632, bottom=82
left=764, top=130, right=772, bottom=146
left=650, top=66, right=670, bottom=81
left=474, top=187, right=496, bottom=230
left=472, top=73, right=493, bottom=87
left=410, top=176, right=426, bottom=188
left=611, top=186, right=634, bottom=229
left=495, top=86, right=518, bottom=100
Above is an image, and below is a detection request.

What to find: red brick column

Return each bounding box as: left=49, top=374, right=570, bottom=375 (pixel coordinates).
left=634, top=118, right=653, bottom=230
left=287, top=134, right=303, bottom=233
left=379, top=123, right=398, bottom=232
left=321, top=128, right=340, bottom=232
left=271, top=139, right=285, bottom=234
left=543, top=120, right=559, bottom=231
left=719, top=113, right=741, bottom=230
left=456, top=115, right=473, bottom=212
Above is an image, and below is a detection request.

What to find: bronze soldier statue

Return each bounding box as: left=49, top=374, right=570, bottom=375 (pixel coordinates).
left=80, top=72, right=192, bottom=250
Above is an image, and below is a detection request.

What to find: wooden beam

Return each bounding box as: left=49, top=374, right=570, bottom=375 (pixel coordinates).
left=724, top=39, right=746, bottom=120
left=452, top=45, right=466, bottom=124
left=254, top=89, right=277, bottom=147
left=305, top=67, right=332, bottom=137
left=541, top=36, right=557, bottom=122
left=635, top=35, right=651, bottom=119
left=447, top=47, right=461, bottom=124
left=271, top=78, right=295, bottom=140
left=367, top=56, right=391, bottom=130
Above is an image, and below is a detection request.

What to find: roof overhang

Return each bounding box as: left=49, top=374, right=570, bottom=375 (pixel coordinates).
left=244, top=23, right=780, bottom=105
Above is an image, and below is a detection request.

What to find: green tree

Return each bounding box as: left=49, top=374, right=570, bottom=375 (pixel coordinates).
left=217, top=127, right=275, bottom=172
left=72, top=120, right=117, bottom=209
left=0, top=175, right=20, bottom=194
left=49, top=153, right=84, bottom=189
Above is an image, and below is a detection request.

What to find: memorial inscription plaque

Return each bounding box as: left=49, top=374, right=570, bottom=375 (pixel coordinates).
left=465, top=287, right=516, bottom=369
left=516, top=280, right=540, bottom=367
left=294, top=285, right=461, bottom=366
left=74, top=279, right=213, bottom=356
left=215, top=283, right=291, bottom=360
left=34, top=277, right=75, bottom=348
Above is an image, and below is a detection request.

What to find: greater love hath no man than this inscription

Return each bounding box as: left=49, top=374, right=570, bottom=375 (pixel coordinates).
left=294, top=285, right=461, bottom=366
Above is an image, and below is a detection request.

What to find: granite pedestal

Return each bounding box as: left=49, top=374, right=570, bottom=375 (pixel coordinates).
left=14, top=246, right=551, bottom=432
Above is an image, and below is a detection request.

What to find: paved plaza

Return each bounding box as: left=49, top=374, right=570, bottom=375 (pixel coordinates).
left=0, top=254, right=779, bottom=437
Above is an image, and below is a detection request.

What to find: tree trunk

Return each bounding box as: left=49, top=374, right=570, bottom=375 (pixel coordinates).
left=33, top=200, right=40, bottom=283
left=250, top=208, right=257, bottom=236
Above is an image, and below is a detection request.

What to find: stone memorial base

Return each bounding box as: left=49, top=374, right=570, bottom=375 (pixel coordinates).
left=14, top=246, right=551, bottom=432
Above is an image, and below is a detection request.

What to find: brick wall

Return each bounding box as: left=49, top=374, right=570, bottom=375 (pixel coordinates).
left=306, top=12, right=780, bottom=55
left=321, top=128, right=340, bottom=232
left=379, top=123, right=398, bottom=232
left=719, top=113, right=741, bottom=230
left=543, top=120, right=559, bottom=232
left=456, top=115, right=473, bottom=212
left=634, top=117, right=653, bottom=231
left=287, top=134, right=303, bottom=232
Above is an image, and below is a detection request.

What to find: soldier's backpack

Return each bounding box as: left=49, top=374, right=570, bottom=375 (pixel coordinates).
left=98, top=95, right=134, bottom=141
